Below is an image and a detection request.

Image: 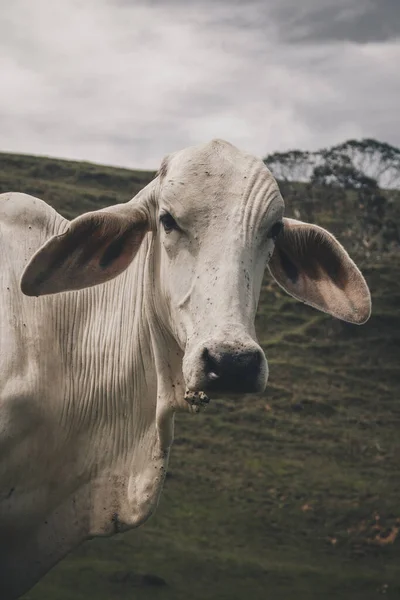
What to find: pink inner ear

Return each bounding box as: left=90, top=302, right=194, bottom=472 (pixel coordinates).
left=269, top=220, right=371, bottom=324
left=21, top=210, right=149, bottom=296
left=278, top=225, right=348, bottom=288
left=73, top=216, right=148, bottom=282
left=99, top=227, right=144, bottom=270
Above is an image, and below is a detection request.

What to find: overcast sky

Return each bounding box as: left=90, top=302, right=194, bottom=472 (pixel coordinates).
left=1, top=0, right=399, bottom=170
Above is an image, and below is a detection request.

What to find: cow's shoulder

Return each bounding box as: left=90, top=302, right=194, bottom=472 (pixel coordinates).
left=0, top=192, right=65, bottom=235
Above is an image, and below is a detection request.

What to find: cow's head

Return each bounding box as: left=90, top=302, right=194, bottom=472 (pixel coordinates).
left=21, top=140, right=371, bottom=398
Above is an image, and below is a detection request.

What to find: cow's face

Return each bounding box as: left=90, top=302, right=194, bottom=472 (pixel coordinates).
left=21, top=139, right=371, bottom=398
left=155, top=140, right=283, bottom=394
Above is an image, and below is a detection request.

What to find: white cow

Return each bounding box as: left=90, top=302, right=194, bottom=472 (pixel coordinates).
left=0, top=139, right=371, bottom=598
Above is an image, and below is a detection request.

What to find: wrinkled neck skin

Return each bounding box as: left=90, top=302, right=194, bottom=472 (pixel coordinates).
left=136, top=228, right=191, bottom=421
left=53, top=224, right=191, bottom=521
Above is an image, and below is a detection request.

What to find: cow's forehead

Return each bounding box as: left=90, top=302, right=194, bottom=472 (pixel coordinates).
left=159, top=139, right=280, bottom=215
left=163, top=139, right=266, bottom=178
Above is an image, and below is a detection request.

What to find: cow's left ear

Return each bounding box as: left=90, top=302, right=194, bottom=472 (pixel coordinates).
left=21, top=205, right=150, bottom=296
left=268, top=218, right=371, bottom=324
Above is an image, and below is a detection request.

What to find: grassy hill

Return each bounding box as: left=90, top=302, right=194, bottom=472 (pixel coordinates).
left=1, top=151, right=400, bottom=600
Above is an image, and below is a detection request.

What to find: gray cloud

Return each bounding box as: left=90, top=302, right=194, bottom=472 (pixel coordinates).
left=0, top=0, right=399, bottom=170
left=273, top=0, right=400, bottom=44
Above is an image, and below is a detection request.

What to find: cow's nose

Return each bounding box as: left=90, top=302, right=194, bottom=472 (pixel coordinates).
left=202, top=346, right=264, bottom=393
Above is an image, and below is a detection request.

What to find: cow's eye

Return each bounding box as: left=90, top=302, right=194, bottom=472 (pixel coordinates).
left=160, top=212, right=178, bottom=234
left=268, top=221, right=283, bottom=240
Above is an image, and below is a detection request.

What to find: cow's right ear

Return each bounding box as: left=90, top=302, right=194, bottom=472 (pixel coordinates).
left=20, top=206, right=150, bottom=296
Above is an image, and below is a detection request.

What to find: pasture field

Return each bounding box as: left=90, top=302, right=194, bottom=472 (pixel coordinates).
left=1, top=151, right=399, bottom=599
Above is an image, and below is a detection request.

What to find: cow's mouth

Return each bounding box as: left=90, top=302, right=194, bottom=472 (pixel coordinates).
left=184, top=389, right=210, bottom=413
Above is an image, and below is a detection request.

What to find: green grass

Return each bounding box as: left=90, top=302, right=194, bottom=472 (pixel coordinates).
left=1, top=150, right=399, bottom=599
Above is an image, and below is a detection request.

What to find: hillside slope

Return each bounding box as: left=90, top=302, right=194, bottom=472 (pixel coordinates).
left=1, top=151, right=399, bottom=600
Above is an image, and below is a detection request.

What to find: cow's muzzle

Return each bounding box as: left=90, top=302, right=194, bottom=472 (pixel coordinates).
left=184, top=338, right=268, bottom=395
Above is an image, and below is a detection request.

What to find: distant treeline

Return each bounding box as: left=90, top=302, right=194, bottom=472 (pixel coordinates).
left=264, top=138, right=400, bottom=191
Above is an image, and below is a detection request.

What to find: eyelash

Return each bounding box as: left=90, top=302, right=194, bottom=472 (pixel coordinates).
left=159, top=212, right=179, bottom=234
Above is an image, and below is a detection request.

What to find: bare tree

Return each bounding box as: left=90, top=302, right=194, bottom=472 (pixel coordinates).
left=264, top=138, right=400, bottom=190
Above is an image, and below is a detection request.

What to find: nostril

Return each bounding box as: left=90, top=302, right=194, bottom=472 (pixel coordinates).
left=202, top=347, right=220, bottom=380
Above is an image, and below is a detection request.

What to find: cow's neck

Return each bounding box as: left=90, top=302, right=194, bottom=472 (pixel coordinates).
left=52, top=232, right=179, bottom=449
left=55, top=244, right=152, bottom=436
left=44, top=231, right=186, bottom=529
